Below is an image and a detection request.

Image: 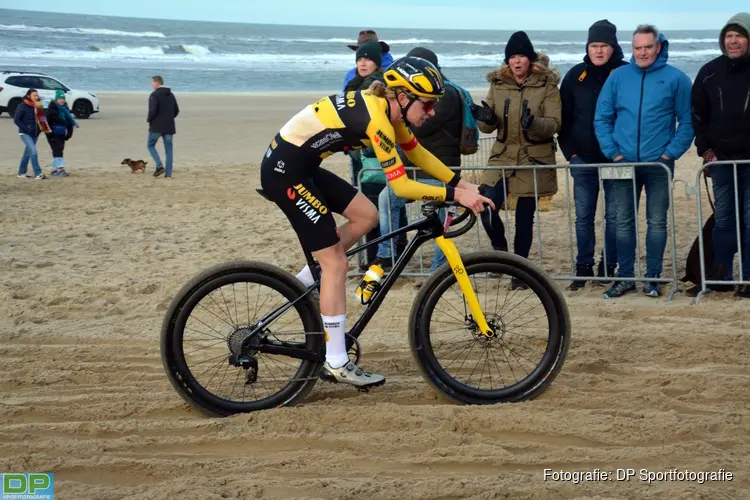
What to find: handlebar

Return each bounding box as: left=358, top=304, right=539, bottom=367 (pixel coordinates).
left=420, top=200, right=490, bottom=239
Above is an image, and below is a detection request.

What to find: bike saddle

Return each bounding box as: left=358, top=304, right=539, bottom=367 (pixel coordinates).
left=255, top=188, right=271, bottom=201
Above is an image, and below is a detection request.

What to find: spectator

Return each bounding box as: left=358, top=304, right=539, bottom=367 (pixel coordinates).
left=375, top=46, right=463, bottom=272
left=14, top=88, right=48, bottom=180
left=342, top=41, right=407, bottom=269
left=45, top=89, right=79, bottom=177
left=595, top=24, right=694, bottom=298
left=691, top=12, right=750, bottom=297
left=473, top=31, right=561, bottom=289
left=147, top=75, right=179, bottom=178
left=559, top=19, right=627, bottom=290
left=343, top=30, right=394, bottom=90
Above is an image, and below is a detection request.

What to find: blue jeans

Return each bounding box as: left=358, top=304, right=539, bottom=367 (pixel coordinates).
left=377, top=177, right=447, bottom=272
left=710, top=164, right=750, bottom=278
left=570, top=156, right=617, bottom=267
left=147, top=132, right=173, bottom=176
left=611, top=162, right=673, bottom=278
left=18, top=134, right=43, bottom=177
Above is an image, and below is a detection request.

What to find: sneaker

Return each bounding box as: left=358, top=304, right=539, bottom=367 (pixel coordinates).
left=734, top=285, right=750, bottom=299
left=568, top=263, right=594, bottom=291
left=320, top=361, right=385, bottom=389
left=370, top=257, right=394, bottom=272
left=642, top=274, right=661, bottom=297
left=17, top=174, right=31, bottom=179
left=596, top=260, right=617, bottom=286
left=510, top=277, right=529, bottom=290
left=34, top=174, right=47, bottom=180
left=643, top=282, right=661, bottom=297
left=602, top=280, right=636, bottom=299
left=153, top=167, right=165, bottom=177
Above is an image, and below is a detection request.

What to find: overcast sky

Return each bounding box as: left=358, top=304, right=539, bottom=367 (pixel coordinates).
left=2, top=0, right=739, bottom=30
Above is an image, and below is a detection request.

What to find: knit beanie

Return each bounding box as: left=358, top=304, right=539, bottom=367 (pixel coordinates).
left=505, top=31, right=537, bottom=63
left=55, top=90, right=66, bottom=101
left=406, top=46, right=440, bottom=69
left=587, top=19, right=619, bottom=48
left=356, top=41, right=382, bottom=68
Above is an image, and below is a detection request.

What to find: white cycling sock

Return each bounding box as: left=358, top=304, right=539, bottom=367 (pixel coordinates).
left=296, top=265, right=315, bottom=288
left=322, top=314, right=349, bottom=368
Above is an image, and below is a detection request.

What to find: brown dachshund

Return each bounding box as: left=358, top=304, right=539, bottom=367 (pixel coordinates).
left=121, top=158, right=148, bottom=173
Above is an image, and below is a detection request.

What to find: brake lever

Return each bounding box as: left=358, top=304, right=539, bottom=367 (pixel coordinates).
left=443, top=204, right=459, bottom=232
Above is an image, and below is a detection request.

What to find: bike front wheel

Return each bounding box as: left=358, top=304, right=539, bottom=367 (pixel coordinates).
left=408, top=251, right=570, bottom=405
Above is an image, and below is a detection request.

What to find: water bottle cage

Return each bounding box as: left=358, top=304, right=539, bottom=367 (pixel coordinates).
left=357, top=279, right=382, bottom=305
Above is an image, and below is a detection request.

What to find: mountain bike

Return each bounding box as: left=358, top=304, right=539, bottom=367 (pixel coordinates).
left=160, top=189, right=571, bottom=417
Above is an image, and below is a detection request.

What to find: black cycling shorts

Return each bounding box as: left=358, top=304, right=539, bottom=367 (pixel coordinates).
left=260, top=134, right=358, bottom=253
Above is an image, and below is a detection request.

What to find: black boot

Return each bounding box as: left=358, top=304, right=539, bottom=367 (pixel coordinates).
left=568, top=263, right=594, bottom=291
left=596, top=260, right=617, bottom=286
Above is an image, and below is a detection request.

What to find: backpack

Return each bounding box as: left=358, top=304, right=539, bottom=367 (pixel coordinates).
left=444, top=80, right=479, bottom=155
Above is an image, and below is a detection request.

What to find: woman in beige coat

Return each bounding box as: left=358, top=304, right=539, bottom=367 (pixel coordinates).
left=474, top=31, right=561, bottom=287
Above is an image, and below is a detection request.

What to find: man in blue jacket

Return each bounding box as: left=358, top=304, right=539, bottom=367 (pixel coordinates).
left=594, top=24, right=694, bottom=298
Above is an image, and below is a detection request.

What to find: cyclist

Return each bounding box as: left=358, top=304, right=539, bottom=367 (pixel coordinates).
left=259, top=56, right=493, bottom=389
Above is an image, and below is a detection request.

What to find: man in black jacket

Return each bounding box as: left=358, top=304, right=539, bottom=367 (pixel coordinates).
left=374, top=47, right=463, bottom=272
left=147, top=75, right=180, bottom=178
left=691, top=12, right=750, bottom=297
left=558, top=20, right=627, bottom=290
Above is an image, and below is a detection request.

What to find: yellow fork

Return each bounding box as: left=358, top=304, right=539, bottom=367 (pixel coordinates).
left=434, top=236, right=494, bottom=337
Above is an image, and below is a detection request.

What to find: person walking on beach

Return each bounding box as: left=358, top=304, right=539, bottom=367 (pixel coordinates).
left=594, top=24, right=694, bottom=298
left=559, top=20, right=627, bottom=290
left=147, top=75, right=179, bottom=178
left=45, top=89, right=79, bottom=177
left=473, top=31, right=561, bottom=289
left=14, top=88, right=49, bottom=180
left=691, top=12, right=750, bottom=298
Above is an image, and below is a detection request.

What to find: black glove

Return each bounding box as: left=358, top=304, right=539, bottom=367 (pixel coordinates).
left=520, top=101, right=535, bottom=129
left=471, top=100, right=497, bottom=125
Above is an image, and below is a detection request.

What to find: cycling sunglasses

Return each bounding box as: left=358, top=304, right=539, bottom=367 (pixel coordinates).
left=417, top=98, right=437, bottom=113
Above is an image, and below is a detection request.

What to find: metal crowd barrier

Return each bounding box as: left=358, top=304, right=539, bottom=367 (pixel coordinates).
left=351, top=156, right=689, bottom=300
left=693, top=160, right=750, bottom=303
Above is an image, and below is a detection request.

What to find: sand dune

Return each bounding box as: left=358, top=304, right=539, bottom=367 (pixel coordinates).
left=0, top=92, right=748, bottom=499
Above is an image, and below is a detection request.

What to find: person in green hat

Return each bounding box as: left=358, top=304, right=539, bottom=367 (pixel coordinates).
left=45, top=89, right=79, bottom=177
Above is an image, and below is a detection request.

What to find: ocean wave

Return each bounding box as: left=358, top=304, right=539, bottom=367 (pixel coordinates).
left=0, top=24, right=166, bottom=38
left=234, top=36, right=717, bottom=47
left=85, top=44, right=212, bottom=55
left=0, top=47, right=722, bottom=70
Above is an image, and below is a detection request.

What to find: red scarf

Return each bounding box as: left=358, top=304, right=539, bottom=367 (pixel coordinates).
left=24, top=98, right=51, bottom=134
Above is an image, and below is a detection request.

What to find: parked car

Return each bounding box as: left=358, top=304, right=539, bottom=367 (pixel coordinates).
left=0, top=70, right=100, bottom=119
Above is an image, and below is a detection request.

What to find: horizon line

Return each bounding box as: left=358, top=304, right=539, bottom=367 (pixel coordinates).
left=0, top=7, right=726, bottom=32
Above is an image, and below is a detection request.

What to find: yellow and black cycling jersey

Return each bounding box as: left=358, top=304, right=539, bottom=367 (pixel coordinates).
left=278, top=89, right=460, bottom=202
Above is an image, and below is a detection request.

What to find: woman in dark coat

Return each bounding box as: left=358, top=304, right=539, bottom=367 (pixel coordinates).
left=45, top=89, right=79, bottom=177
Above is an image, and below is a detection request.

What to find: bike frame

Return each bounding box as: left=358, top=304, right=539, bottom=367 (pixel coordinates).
left=244, top=206, right=494, bottom=362
left=299, top=206, right=493, bottom=350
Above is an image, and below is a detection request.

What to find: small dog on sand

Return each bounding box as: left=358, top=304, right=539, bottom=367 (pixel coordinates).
left=121, top=158, right=148, bottom=173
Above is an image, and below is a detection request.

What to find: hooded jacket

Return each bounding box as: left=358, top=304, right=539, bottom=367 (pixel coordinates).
left=594, top=33, right=694, bottom=163
left=691, top=12, right=750, bottom=159
left=343, top=52, right=394, bottom=91
left=147, top=86, right=180, bottom=135
left=558, top=42, right=627, bottom=164
left=477, top=53, right=561, bottom=197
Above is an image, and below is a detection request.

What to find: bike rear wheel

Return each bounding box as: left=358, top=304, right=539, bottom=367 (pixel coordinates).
left=160, top=260, right=324, bottom=417
left=408, top=251, right=570, bottom=405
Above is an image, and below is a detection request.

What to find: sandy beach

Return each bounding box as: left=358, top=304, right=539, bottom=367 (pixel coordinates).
left=1, top=91, right=748, bottom=499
